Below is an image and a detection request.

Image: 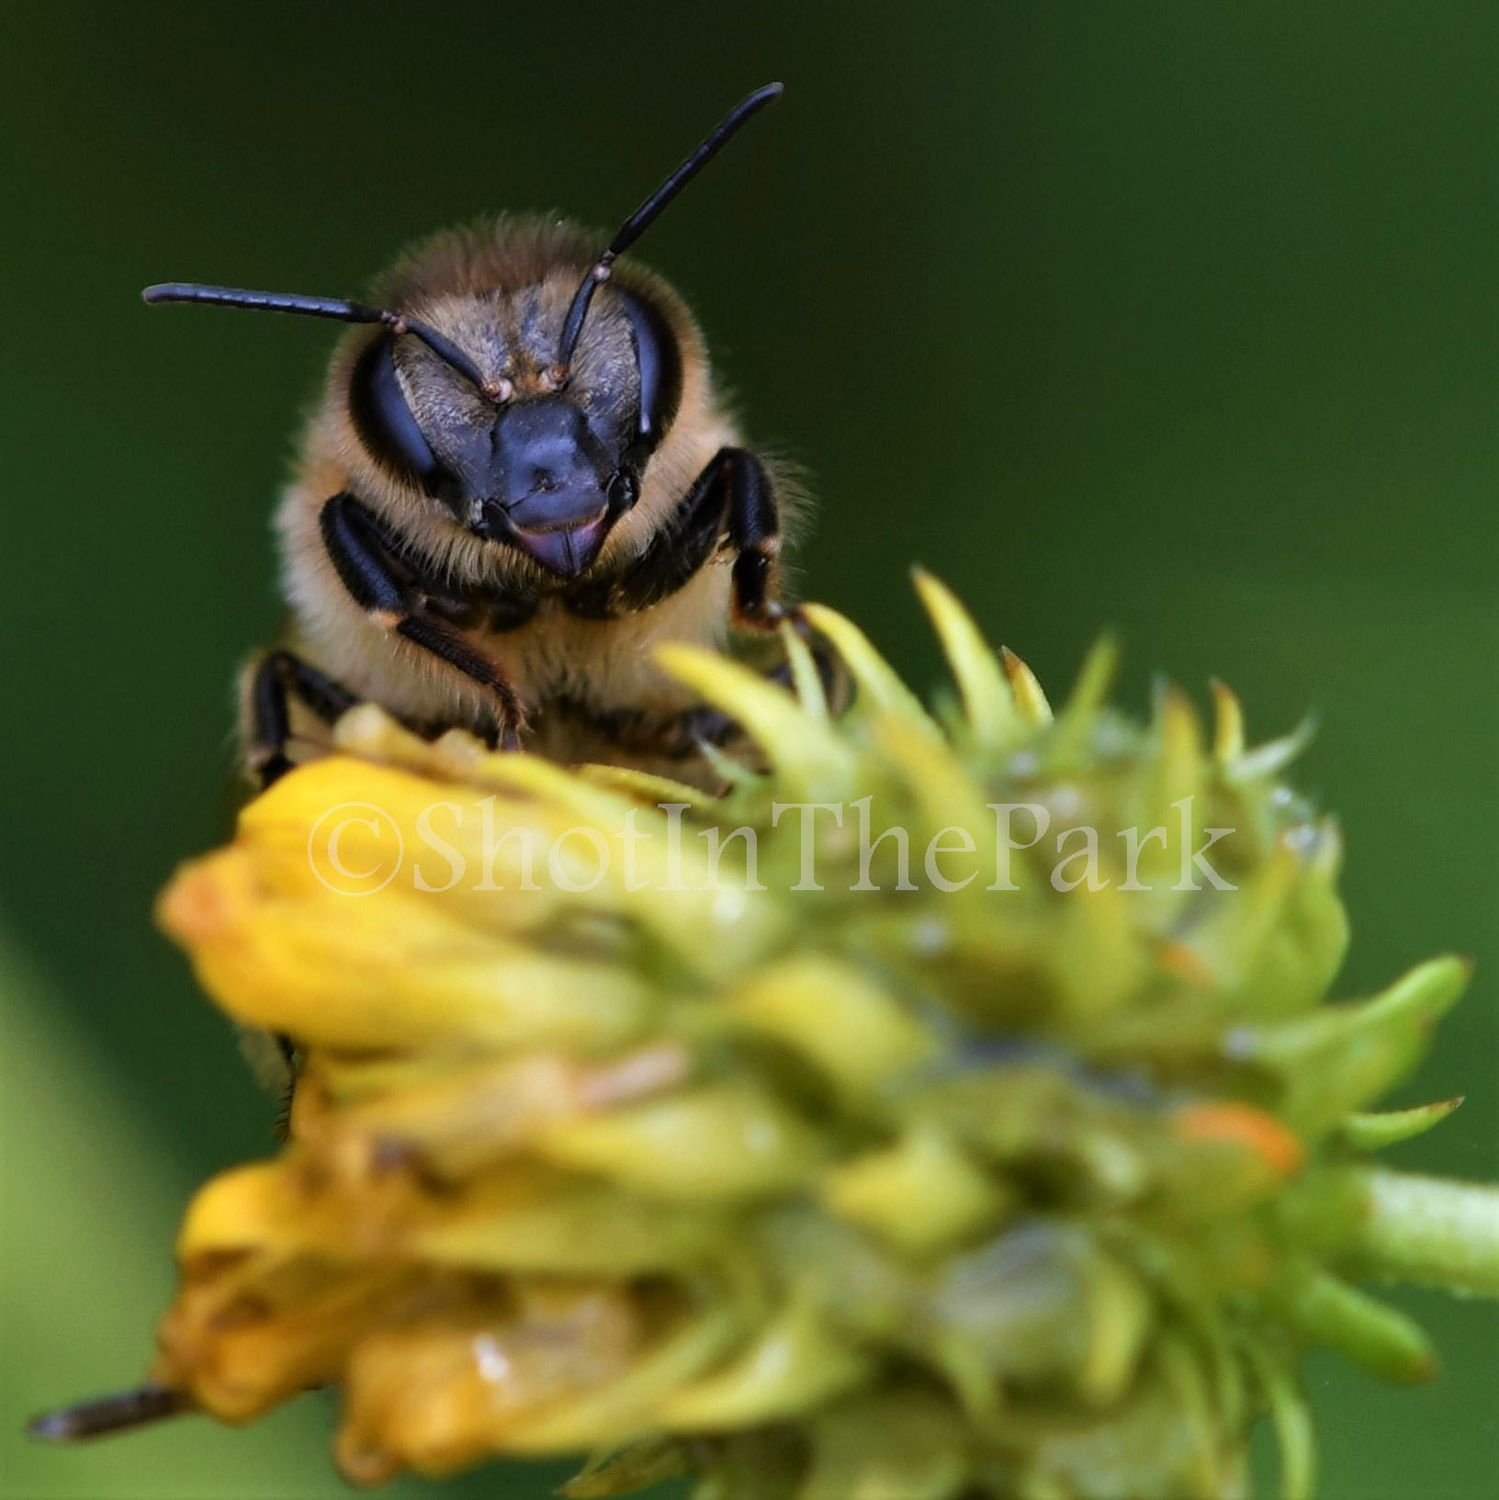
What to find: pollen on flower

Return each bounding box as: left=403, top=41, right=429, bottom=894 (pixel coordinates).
left=1173, top=1102, right=1306, bottom=1180
left=32, top=577, right=1499, bottom=1500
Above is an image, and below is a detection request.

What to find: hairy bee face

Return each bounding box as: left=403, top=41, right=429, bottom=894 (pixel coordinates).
left=349, top=281, right=682, bottom=578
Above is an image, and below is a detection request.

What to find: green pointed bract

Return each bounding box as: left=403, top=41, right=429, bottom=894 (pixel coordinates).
left=1273, top=1262, right=1437, bottom=1383
left=1341, top=1096, right=1464, bottom=1151
left=1234, top=956, right=1470, bottom=1135
left=117, top=576, right=1497, bottom=1500
left=912, top=567, right=1022, bottom=751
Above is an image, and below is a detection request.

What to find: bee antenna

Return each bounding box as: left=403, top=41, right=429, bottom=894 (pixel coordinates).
left=552, top=81, right=784, bottom=377
left=27, top=1383, right=187, bottom=1443
left=141, top=283, right=504, bottom=400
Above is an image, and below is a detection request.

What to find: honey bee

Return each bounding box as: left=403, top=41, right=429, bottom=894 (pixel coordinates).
left=145, top=83, right=832, bottom=789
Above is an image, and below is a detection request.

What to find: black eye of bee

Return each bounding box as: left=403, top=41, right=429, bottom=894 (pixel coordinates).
left=615, top=290, right=682, bottom=448
left=348, top=337, right=455, bottom=496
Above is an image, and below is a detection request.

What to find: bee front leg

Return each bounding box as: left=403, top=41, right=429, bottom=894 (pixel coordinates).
left=319, top=493, right=525, bottom=746
left=246, top=649, right=359, bottom=788
left=566, top=447, right=792, bottom=627
left=719, top=447, right=796, bottom=631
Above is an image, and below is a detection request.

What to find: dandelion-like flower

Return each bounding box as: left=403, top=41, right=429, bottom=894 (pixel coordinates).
left=34, top=576, right=1499, bottom=1499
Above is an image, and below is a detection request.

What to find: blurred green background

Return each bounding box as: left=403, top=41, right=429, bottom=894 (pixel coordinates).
left=1, top=3, right=1493, bottom=1496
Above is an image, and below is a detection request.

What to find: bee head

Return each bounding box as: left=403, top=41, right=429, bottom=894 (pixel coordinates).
left=141, top=82, right=781, bottom=579
left=345, top=276, right=682, bottom=577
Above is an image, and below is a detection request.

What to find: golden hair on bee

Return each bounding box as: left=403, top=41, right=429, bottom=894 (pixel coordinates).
left=142, top=82, right=830, bottom=790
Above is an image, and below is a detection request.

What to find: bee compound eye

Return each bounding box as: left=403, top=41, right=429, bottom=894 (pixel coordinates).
left=348, top=338, right=450, bottom=494
left=615, top=290, right=682, bottom=444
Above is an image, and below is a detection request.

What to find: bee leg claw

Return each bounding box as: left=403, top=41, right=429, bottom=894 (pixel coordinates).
left=253, top=750, right=295, bottom=790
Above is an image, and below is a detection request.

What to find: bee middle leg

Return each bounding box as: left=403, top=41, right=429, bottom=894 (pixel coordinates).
left=715, top=446, right=794, bottom=630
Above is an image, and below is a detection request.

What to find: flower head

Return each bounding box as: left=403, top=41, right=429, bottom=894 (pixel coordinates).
left=36, top=575, right=1499, bottom=1498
